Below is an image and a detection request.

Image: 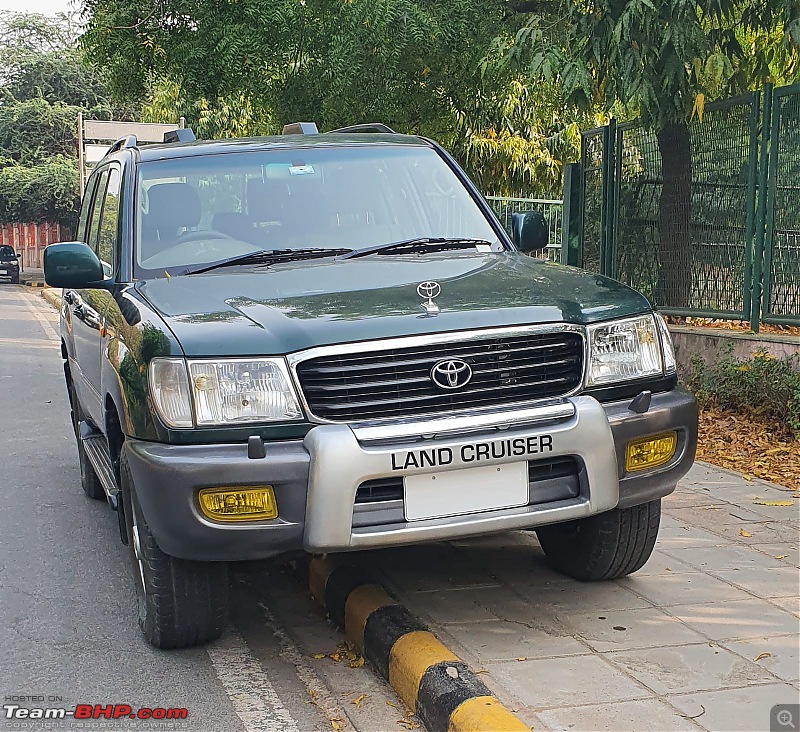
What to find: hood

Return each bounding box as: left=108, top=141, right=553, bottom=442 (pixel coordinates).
left=136, top=252, right=651, bottom=357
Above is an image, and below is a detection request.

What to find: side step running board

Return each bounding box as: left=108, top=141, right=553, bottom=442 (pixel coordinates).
left=80, top=423, right=120, bottom=510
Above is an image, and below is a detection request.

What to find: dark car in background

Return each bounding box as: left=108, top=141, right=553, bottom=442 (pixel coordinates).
left=0, top=245, right=20, bottom=284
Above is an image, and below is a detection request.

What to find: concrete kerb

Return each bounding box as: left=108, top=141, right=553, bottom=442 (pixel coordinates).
left=309, top=556, right=531, bottom=732
left=41, top=288, right=62, bottom=310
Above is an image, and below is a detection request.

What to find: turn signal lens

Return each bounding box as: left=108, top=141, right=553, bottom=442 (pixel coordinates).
left=197, top=486, right=278, bottom=522
left=625, top=432, right=677, bottom=472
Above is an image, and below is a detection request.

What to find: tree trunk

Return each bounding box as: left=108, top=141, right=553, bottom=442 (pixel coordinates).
left=656, top=123, right=692, bottom=308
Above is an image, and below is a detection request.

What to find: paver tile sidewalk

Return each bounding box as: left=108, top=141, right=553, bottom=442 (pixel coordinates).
left=370, top=462, right=799, bottom=731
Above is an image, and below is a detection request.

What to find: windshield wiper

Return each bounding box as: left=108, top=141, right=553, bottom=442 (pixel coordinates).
left=182, top=248, right=353, bottom=275
left=341, top=237, right=495, bottom=259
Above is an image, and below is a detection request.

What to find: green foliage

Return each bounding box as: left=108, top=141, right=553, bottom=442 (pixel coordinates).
left=0, top=155, right=80, bottom=228
left=0, top=11, right=126, bottom=228
left=685, top=350, right=800, bottom=438
left=83, top=0, right=588, bottom=195
left=0, top=97, right=80, bottom=163
left=505, top=0, right=800, bottom=129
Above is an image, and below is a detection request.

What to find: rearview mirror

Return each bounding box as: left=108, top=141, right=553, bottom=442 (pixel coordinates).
left=511, top=211, right=548, bottom=252
left=44, top=242, right=106, bottom=289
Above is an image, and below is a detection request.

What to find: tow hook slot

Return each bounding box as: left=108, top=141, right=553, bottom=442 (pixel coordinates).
left=247, top=435, right=266, bottom=459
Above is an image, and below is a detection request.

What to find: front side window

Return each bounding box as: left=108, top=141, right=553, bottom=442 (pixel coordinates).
left=134, top=145, right=500, bottom=277
left=86, top=169, right=109, bottom=254
left=97, top=167, right=121, bottom=267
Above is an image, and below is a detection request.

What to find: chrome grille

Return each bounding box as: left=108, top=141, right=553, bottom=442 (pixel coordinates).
left=294, top=329, right=584, bottom=422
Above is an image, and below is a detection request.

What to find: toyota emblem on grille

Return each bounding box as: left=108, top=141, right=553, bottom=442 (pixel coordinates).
left=430, top=359, right=473, bottom=390
left=417, top=281, right=441, bottom=316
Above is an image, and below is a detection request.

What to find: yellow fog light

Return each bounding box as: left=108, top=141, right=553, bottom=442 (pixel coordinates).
left=197, top=486, right=278, bottom=522
left=625, top=432, right=677, bottom=472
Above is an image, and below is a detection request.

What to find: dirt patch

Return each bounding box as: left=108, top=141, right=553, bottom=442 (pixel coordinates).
left=697, top=407, right=800, bottom=491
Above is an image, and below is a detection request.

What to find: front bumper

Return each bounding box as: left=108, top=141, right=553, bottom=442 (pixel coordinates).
left=0, top=264, right=19, bottom=279
left=123, top=388, right=697, bottom=561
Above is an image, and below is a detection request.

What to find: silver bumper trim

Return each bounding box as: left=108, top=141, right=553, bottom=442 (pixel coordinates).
left=351, top=399, right=576, bottom=443
left=303, top=395, right=618, bottom=551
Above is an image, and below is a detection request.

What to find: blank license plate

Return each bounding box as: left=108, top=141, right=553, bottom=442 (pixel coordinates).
left=404, top=462, right=528, bottom=521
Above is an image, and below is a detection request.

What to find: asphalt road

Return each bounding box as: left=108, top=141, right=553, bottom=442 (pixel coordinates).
left=0, top=286, right=405, bottom=732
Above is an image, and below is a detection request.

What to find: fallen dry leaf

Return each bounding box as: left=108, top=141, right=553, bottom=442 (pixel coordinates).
left=695, top=408, right=799, bottom=491
left=739, top=529, right=752, bottom=538
left=753, top=500, right=794, bottom=506
left=311, top=653, right=326, bottom=660
left=351, top=694, right=368, bottom=710
left=753, top=652, right=772, bottom=662
left=775, top=555, right=788, bottom=560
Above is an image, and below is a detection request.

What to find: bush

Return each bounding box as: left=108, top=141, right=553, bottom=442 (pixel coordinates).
left=684, top=349, right=800, bottom=438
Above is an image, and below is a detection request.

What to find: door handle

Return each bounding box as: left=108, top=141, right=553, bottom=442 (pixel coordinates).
left=63, top=290, right=75, bottom=304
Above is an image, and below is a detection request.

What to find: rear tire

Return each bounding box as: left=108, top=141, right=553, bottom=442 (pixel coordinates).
left=120, top=451, right=229, bottom=649
left=536, top=500, right=661, bottom=581
left=67, top=378, right=105, bottom=500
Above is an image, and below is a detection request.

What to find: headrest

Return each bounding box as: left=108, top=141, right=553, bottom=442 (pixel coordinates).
left=246, top=178, right=288, bottom=218
left=146, top=182, right=201, bottom=232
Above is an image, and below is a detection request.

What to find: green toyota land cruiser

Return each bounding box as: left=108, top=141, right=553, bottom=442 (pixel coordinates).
left=45, top=123, right=697, bottom=649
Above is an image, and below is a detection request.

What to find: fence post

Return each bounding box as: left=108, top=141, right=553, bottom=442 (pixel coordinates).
left=561, top=163, right=582, bottom=266
left=600, top=119, right=617, bottom=277
left=750, top=82, right=773, bottom=333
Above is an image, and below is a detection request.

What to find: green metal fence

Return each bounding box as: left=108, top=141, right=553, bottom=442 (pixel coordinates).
left=574, top=83, right=800, bottom=331
left=761, top=84, right=800, bottom=327
left=485, top=195, right=563, bottom=262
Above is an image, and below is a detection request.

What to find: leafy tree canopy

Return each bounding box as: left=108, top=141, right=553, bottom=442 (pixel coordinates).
left=0, top=11, right=127, bottom=227
left=83, top=0, right=582, bottom=194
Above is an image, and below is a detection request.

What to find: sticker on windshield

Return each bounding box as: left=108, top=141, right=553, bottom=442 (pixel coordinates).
left=475, top=244, right=493, bottom=252
left=289, top=165, right=315, bottom=176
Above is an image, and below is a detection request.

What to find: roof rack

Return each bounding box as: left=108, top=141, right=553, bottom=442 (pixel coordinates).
left=328, top=123, right=396, bottom=134
left=282, top=122, right=319, bottom=135
left=105, top=134, right=138, bottom=156
left=164, top=128, right=196, bottom=143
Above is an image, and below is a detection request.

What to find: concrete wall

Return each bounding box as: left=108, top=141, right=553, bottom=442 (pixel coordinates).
left=669, top=326, right=800, bottom=376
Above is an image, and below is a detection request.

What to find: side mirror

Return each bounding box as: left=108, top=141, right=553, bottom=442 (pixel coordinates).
left=44, top=242, right=106, bottom=289
left=13, top=252, right=20, bottom=259
left=511, top=211, right=548, bottom=252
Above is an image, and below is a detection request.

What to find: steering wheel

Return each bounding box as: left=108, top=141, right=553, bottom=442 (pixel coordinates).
left=174, top=230, right=234, bottom=244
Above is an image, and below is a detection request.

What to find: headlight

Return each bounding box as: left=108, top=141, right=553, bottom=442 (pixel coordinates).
left=149, top=358, right=194, bottom=428
left=188, top=358, right=302, bottom=425
left=586, top=315, right=663, bottom=386
left=655, top=313, right=677, bottom=374
left=149, top=357, right=303, bottom=427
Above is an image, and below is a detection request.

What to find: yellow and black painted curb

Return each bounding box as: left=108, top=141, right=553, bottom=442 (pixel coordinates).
left=24, top=281, right=47, bottom=288
left=309, top=557, right=530, bottom=732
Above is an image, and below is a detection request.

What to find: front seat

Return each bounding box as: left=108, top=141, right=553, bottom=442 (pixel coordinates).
left=140, top=182, right=202, bottom=261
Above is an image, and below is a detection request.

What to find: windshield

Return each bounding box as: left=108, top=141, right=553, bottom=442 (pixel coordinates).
left=134, top=145, right=502, bottom=277
left=0, top=245, right=15, bottom=259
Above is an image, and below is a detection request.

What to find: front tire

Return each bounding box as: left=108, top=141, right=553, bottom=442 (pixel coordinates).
left=120, top=452, right=229, bottom=649
left=536, top=500, right=661, bottom=581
